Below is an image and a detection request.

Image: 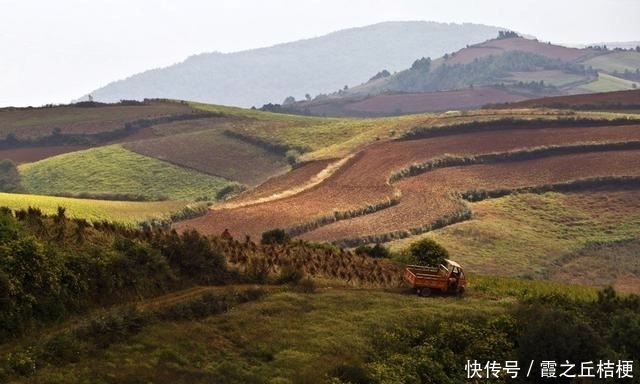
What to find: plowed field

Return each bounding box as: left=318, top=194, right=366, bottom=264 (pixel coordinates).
left=300, top=150, right=640, bottom=244
left=175, top=121, right=640, bottom=242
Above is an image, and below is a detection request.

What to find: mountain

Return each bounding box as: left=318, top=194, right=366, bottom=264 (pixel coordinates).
left=83, top=21, right=503, bottom=107
left=283, top=35, right=640, bottom=116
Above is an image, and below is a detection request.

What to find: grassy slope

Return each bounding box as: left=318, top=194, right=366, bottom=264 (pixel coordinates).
left=582, top=51, right=640, bottom=74
left=388, top=191, right=640, bottom=289
left=505, top=70, right=586, bottom=87
left=579, top=73, right=638, bottom=93
left=18, top=145, right=231, bottom=201
left=13, top=280, right=597, bottom=384
left=0, top=192, right=199, bottom=225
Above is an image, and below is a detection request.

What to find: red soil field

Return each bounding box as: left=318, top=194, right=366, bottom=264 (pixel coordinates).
left=445, top=37, right=592, bottom=65
left=123, top=130, right=289, bottom=186
left=0, top=125, right=158, bottom=164
left=491, top=89, right=640, bottom=109
left=228, top=159, right=335, bottom=203
left=343, top=88, right=527, bottom=114
left=299, top=150, right=640, bottom=243
left=175, top=122, right=640, bottom=241
left=0, top=101, right=199, bottom=139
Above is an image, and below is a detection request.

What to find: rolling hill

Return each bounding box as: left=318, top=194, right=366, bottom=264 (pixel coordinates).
left=2, top=91, right=640, bottom=383
left=82, top=21, right=503, bottom=107
left=284, top=35, right=640, bottom=116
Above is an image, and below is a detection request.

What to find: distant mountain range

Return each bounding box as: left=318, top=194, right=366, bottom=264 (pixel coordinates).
left=83, top=21, right=503, bottom=107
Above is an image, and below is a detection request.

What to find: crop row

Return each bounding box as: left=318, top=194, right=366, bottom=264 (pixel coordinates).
left=401, top=116, right=640, bottom=140
left=179, top=119, right=640, bottom=242
left=299, top=149, right=640, bottom=244
left=388, top=140, right=640, bottom=182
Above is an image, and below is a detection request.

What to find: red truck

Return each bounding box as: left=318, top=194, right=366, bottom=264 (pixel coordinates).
left=403, top=259, right=466, bottom=296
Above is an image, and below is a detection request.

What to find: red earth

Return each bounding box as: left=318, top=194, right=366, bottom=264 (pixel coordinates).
left=174, top=121, right=640, bottom=242
left=343, top=88, right=527, bottom=115
left=445, top=37, right=594, bottom=65
left=490, top=89, right=640, bottom=109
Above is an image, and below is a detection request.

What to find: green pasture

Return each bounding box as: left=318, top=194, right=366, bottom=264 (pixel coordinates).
left=579, top=73, right=638, bottom=93
left=388, top=191, right=640, bottom=283
left=18, top=145, right=231, bottom=201
left=583, top=51, right=640, bottom=74
left=0, top=192, right=199, bottom=225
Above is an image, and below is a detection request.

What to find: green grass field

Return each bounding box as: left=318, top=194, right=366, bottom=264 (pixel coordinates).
left=583, top=51, right=640, bottom=74
left=0, top=192, right=200, bottom=225
left=388, top=190, right=640, bottom=288
left=505, top=70, right=587, bottom=87
left=18, top=145, right=232, bottom=201
left=10, top=277, right=600, bottom=384
left=578, top=73, right=638, bottom=93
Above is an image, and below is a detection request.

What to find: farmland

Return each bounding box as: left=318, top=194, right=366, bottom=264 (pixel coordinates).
left=579, top=73, right=639, bottom=93
left=178, top=118, right=640, bottom=241
left=414, top=190, right=640, bottom=289
left=18, top=145, right=233, bottom=201
left=0, top=192, right=201, bottom=225
left=0, top=100, right=200, bottom=139
left=2, top=95, right=640, bottom=383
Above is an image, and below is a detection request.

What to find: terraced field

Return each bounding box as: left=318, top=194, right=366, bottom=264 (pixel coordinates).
left=123, top=128, right=290, bottom=186
left=0, top=100, right=200, bottom=139
left=177, top=119, right=640, bottom=246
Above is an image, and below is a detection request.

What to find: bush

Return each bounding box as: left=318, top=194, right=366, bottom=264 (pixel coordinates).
left=294, top=278, right=317, bottom=294
left=407, top=238, right=448, bottom=266
left=215, top=183, right=247, bottom=200
left=261, top=228, right=290, bottom=245
left=0, top=159, right=20, bottom=192
left=276, top=266, right=304, bottom=285
left=354, top=243, right=390, bottom=258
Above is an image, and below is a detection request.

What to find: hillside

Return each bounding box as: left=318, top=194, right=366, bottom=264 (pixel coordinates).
left=2, top=92, right=640, bottom=382
left=0, top=204, right=638, bottom=383
left=285, top=36, right=640, bottom=116
left=83, top=21, right=503, bottom=107
left=174, top=104, right=640, bottom=290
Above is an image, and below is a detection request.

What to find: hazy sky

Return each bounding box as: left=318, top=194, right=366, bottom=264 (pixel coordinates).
left=1, top=0, right=639, bottom=107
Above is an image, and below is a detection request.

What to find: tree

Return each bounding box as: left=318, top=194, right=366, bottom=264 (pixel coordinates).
left=369, top=69, right=391, bottom=81
left=282, top=96, right=296, bottom=105
left=305, top=93, right=311, bottom=101
left=0, top=159, right=20, bottom=192
left=410, top=57, right=431, bottom=72
left=407, top=238, right=448, bottom=266
left=497, top=30, right=520, bottom=39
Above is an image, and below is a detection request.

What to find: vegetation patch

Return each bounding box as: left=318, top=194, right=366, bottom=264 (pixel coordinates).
left=0, top=100, right=203, bottom=140
left=18, top=145, right=232, bottom=201
left=401, top=116, right=640, bottom=141
left=124, top=128, right=289, bottom=186
left=405, top=190, right=640, bottom=281
left=0, top=192, right=199, bottom=225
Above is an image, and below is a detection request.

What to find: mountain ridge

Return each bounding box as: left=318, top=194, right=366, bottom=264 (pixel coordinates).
left=83, top=21, right=503, bottom=107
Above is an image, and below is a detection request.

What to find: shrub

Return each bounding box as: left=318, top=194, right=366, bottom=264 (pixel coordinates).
left=294, top=278, right=317, bottom=294
left=407, top=238, right=448, bottom=266
left=354, top=243, right=390, bottom=258
left=0, top=159, right=20, bottom=192
left=261, top=228, right=290, bottom=245
left=276, top=266, right=304, bottom=285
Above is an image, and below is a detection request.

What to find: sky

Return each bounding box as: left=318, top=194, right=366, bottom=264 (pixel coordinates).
left=1, top=0, right=639, bottom=107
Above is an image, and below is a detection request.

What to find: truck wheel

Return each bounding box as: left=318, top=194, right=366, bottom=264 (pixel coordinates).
left=418, top=288, right=431, bottom=297
left=457, top=287, right=465, bottom=296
